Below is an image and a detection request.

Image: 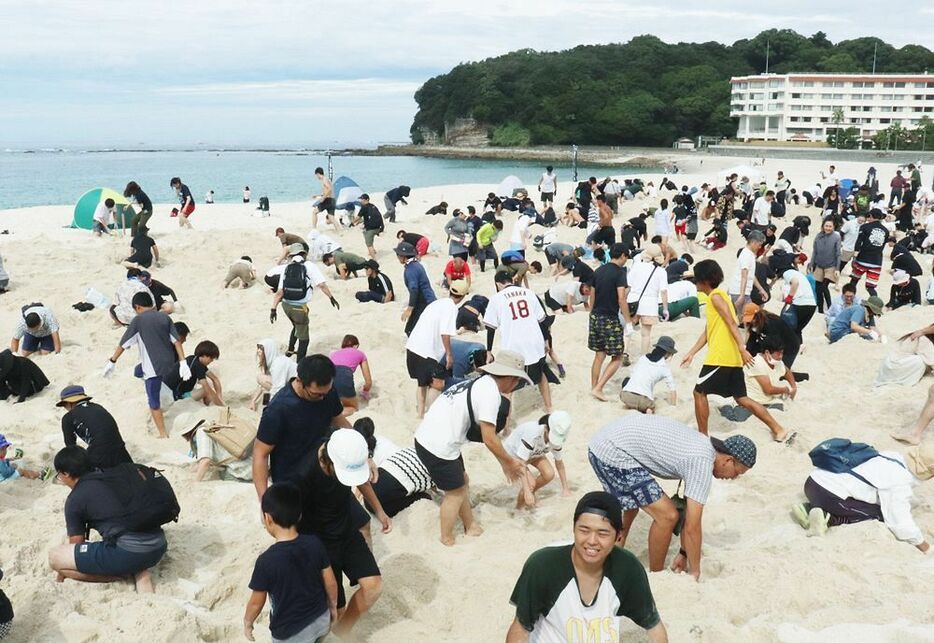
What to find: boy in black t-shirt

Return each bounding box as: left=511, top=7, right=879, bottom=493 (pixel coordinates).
left=245, top=483, right=338, bottom=643
left=123, top=227, right=159, bottom=269
left=162, top=340, right=224, bottom=405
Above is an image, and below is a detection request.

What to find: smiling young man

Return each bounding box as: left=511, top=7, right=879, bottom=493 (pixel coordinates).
left=506, top=491, right=668, bottom=643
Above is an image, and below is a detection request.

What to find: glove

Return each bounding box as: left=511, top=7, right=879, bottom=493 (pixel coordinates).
left=179, top=360, right=192, bottom=381
left=662, top=309, right=670, bottom=322
left=329, top=296, right=340, bottom=310
left=103, top=361, right=116, bottom=378
left=625, top=322, right=635, bottom=336
left=269, top=308, right=277, bottom=323
left=783, top=295, right=793, bottom=305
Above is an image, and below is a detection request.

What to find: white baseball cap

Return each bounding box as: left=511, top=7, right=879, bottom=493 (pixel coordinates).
left=547, top=411, right=572, bottom=447
left=327, top=429, right=370, bottom=487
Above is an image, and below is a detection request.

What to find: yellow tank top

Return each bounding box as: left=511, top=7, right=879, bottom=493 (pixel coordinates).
left=704, top=288, right=742, bottom=367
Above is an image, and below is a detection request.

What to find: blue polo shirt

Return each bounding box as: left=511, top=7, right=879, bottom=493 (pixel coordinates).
left=828, top=304, right=871, bottom=343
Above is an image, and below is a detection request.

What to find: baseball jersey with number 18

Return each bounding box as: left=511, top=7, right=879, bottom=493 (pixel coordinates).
left=484, top=285, right=547, bottom=365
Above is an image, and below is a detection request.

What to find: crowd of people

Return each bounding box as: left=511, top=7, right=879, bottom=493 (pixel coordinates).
left=1, top=160, right=933, bottom=642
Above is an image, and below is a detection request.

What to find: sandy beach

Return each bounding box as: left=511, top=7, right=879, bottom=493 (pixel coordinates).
left=1, top=153, right=933, bottom=642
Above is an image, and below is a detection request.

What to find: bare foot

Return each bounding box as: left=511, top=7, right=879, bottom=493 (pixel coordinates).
left=891, top=432, right=922, bottom=446
left=466, top=524, right=484, bottom=537
left=590, top=388, right=608, bottom=402
left=774, top=430, right=797, bottom=444
left=440, top=535, right=456, bottom=547
left=134, top=570, right=154, bottom=594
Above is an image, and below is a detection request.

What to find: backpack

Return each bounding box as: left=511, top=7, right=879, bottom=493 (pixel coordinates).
left=85, top=462, right=180, bottom=538
left=281, top=262, right=309, bottom=300
left=808, top=438, right=903, bottom=486
left=500, top=250, right=524, bottom=265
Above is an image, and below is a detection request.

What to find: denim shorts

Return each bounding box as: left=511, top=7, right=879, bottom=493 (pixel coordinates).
left=588, top=451, right=664, bottom=510
left=134, top=364, right=164, bottom=410
left=21, top=333, right=54, bottom=352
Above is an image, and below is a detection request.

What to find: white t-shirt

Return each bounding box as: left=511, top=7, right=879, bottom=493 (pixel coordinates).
left=503, top=421, right=563, bottom=462
left=623, top=355, right=676, bottom=401
left=414, top=376, right=501, bottom=460
left=729, top=247, right=757, bottom=296
left=626, top=261, right=667, bottom=317
left=547, top=281, right=586, bottom=308
left=666, top=280, right=697, bottom=302
left=93, top=202, right=113, bottom=227
left=511, top=216, right=532, bottom=248
left=782, top=269, right=816, bottom=306
left=306, top=233, right=341, bottom=262
left=405, top=298, right=458, bottom=361
left=924, top=213, right=934, bottom=235
left=484, top=286, right=547, bottom=365
left=744, top=354, right=788, bottom=405
left=840, top=218, right=862, bottom=252
left=540, top=172, right=557, bottom=192
left=277, top=259, right=326, bottom=304
left=752, top=196, right=771, bottom=226
left=653, top=208, right=671, bottom=235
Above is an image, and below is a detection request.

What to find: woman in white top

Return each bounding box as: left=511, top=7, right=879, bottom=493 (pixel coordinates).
left=626, top=244, right=669, bottom=354
left=619, top=336, right=677, bottom=413
left=653, top=198, right=674, bottom=244
left=503, top=411, right=572, bottom=509
left=793, top=442, right=933, bottom=551
left=779, top=254, right=817, bottom=345
left=249, top=339, right=297, bottom=410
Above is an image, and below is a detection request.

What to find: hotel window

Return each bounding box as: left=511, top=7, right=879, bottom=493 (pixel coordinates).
left=750, top=92, right=764, bottom=100
left=831, top=93, right=843, bottom=99
left=915, top=83, right=927, bottom=88
left=768, top=80, right=782, bottom=88
left=770, top=92, right=781, bottom=99
left=881, top=94, right=894, bottom=99
left=924, top=107, right=934, bottom=112
left=820, top=117, right=829, bottom=123
left=892, top=107, right=904, bottom=112
left=895, top=82, right=906, bottom=88
left=880, top=118, right=891, bottom=124
left=791, top=93, right=801, bottom=99
left=862, top=106, right=871, bottom=112
left=892, top=95, right=904, bottom=101
left=790, top=117, right=799, bottom=122
left=821, top=106, right=833, bottom=112
left=914, top=95, right=925, bottom=100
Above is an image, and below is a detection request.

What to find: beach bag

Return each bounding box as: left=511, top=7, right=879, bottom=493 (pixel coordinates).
left=808, top=438, right=903, bottom=486
left=202, top=407, right=257, bottom=462
left=86, top=462, right=180, bottom=538
left=281, top=262, right=309, bottom=300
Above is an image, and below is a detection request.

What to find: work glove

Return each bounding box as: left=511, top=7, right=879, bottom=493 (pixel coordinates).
left=179, top=360, right=192, bottom=381
left=329, top=296, right=340, bottom=310
left=103, top=361, right=116, bottom=378
left=269, top=308, right=277, bottom=323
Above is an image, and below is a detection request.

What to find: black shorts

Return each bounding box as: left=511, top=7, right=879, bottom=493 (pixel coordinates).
left=74, top=540, right=167, bottom=577
left=456, top=307, right=481, bottom=332
left=333, top=365, right=356, bottom=398
left=686, top=232, right=697, bottom=240
left=694, top=365, right=747, bottom=399
left=317, top=197, right=336, bottom=215
left=525, top=356, right=548, bottom=383
left=366, top=471, right=431, bottom=518
left=406, top=350, right=443, bottom=387
left=541, top=191, right=554, bottom=202
left=415, top=440, right=465, bottom=491
left=543, top=290, right=564, bottom=311
left=590, top=226, right=616, bottom=246
left=350, top=497, right=370, bottom=530
left=322, top=532, right=380, bottom=608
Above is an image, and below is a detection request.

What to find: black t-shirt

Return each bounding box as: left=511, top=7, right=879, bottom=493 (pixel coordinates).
left=572, top=260, right=595, bottom=284
left=620, top=226, right=641, bottom=251
left=854, top=220, right=889, bottom=265
left=296, top=440, right=359, bottom=540
left=161, top=355, right=209, bottom=396
left=426, top=204, right=447, bottom=215
left=359, top=203, right=383, bottom=230
left=62, top=401, right=133, bottom=469
left=64, top=470, right=165, bottom=549
left=256, top=382, right=343, bottom=483
left=746, top=313, right=800, bottom=354
left=628, top=217, right=647, bottom=240
left=401, top=232, right=424, bottom=247
left=367, top=271, right=393, bottom=297
left=891, top=251, right=922, bottom=277
left=249, top=535, right=331, bottom=640
left=591, top=263, right=628, bottom=316
left=130, top=234, right=156, bottom=266
left=148, top=280, right=175, bottom=309
left=666, top=259, right=690, bottom=283
left=177, top=184, right=193, bottom=206
left=135, top=189, right=153, bottom=212
left=779, top=226, right=800, bottom=246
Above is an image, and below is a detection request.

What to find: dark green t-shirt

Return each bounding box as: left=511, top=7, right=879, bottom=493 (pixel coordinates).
left=510, top=544, right=660, bottom=641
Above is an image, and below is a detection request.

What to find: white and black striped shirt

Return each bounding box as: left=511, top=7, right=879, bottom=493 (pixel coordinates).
left=380, top=447, right=432, bottom=495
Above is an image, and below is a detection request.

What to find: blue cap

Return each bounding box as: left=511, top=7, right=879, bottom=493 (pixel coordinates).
left=712, top=435, right=757, bottom=469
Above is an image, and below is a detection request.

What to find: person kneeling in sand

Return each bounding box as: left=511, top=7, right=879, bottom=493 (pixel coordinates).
left=506, top=491, right=669, bottom=643
left=223, top=256, right=256, bottom=289
left=48, top=447, right=168, bottom=593
left=413, top=350, right=530, bottom=546
left=719, top=336, right=794, bottom=422
left=588, top=414, right=756, bottom=580
left=176, top=412, right=253, bottom=482
left=503, top=411, right=572, bottom=509
left=620, top=336, right=678, bottom=414
left=792, top=441, right=932, bottom=553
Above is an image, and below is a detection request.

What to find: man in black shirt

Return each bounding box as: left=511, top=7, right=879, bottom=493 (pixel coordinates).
left=57, top=385, right=132, bottom=469
left=297, top=429, right=390, bottom=638
left=666, top=254, right=694, bottom=283
left=383, top=185, right=410, bottom=222
left=123, top=227, right=159, bottom=269
left=162, top=340, right=224, bottom=404
left=353, top=194, right=384, bottom=259
left=890, top=241, right=923, bottom=277
left=588, top=244, right=632, bottom=400
left=355, top=260, right=394, bottom=304
left=849, top=208, right=889, bottom=297
left=139, top=271, right=177, bottom=314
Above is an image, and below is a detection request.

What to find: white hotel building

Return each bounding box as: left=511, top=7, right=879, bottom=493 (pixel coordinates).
left=730, top=73, right=934, bottom=143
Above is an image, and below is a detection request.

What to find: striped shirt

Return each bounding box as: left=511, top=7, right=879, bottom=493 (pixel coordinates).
left=589, top=415, right=715, bottom=504
left=380, top=447, right=433, bottom=495
left=14, top=306, right=59, bottom=338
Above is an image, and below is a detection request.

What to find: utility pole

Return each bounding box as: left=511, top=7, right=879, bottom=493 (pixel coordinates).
left=326, top=150, right=333, bottom=181
left=872, top=42, right=878, bottom=74
left=571, top=144, right=579, bottom=182
left=765, top=39, right=770, bottom=74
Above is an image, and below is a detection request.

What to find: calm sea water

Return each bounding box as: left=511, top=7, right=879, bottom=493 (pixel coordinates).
left=0, top=150, right=658, bottom=209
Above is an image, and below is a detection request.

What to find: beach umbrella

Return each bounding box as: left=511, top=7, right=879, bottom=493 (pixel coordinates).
left=72, top=188, right=130, bottom=230
left=333, top=176, right=363, bottom=209
left=496, top=175, right=527, bottom=197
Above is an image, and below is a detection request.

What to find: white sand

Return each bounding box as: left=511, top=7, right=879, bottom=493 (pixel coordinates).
left=1, top=155, right=933, bottom=642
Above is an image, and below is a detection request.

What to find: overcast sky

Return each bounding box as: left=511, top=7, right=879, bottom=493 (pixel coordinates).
left=2, top=0, right=932, bottom=148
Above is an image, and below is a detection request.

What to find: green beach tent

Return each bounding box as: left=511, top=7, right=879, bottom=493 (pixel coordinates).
left=72, top=188, right=130, bottom=230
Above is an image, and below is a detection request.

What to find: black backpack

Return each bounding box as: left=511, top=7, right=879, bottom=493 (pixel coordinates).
left=281, top=262, right=309, bottom=300
left=85, top=463, right=180, bottom=538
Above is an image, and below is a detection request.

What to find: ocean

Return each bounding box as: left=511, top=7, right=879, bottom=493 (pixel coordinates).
left=0, top=150, right=658, bottom=210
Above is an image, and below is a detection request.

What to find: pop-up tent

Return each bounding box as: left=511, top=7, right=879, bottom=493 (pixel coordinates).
left=496, top=175, right=527, bottom=197
left=72, top=188, right=130, bottom=230
left=334, top=176, right=363, bottom=210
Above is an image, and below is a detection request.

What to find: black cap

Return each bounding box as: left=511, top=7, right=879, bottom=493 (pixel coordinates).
left=573, top=491, right=622, bottom=531
left=364, top=259, right=379, bottom=271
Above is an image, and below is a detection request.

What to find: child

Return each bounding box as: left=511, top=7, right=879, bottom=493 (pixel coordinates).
left=503, top=411, right=572, bottom=509
left=164, top=340, right=224, bottom=406
left=224, top=256, right=256, bottom=289
left=619, top=336, right=678, bottom=414
left=702, top=218, right=728, bottom=250
left=244, top=483, right=338, bottom=643
left=680, top=260, right=793, bottom=443
left=0, top=434, right=46, bottom=481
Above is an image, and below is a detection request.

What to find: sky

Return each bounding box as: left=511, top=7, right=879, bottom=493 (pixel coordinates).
left=2, top=0, right=932, bottom=149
